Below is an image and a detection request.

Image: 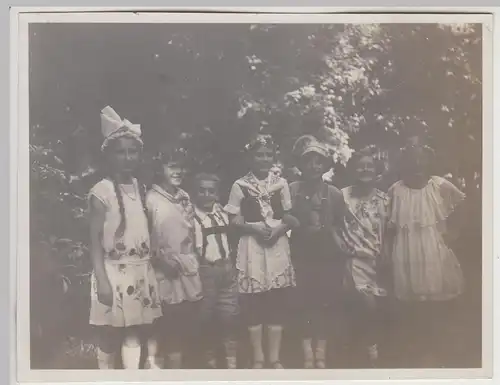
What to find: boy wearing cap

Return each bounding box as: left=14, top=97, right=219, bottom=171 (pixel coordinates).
left=289, top=135, right=350, bottom=369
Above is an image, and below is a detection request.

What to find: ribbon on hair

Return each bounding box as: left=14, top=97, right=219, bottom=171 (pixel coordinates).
left=100, top=106, right=143, bottom=151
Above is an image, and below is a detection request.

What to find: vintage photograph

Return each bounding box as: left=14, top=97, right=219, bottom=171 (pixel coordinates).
left=17, top=11, right=492, bottom=381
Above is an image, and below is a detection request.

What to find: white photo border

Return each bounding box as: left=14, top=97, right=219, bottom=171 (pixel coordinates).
left=11, top=8, right=495, bottom=384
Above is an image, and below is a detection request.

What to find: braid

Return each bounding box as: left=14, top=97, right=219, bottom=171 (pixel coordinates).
left=138, top=181, right=152, bottom=235
left=112, top=178, right=127, bottom=240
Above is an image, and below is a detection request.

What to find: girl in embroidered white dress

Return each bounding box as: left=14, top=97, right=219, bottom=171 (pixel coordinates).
left=341, top=147, right=389, bottom=366
left=146, top=148, right=203, bottom=369
left=88, top=106, right=162, bottom=370
left=225, top=134, right=298, bottom=369
left=386, top=134, right=466, bottom=368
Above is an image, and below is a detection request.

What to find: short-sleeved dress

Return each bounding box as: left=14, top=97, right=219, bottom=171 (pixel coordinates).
left=224, top=172, right=296, bottom=294
left=388, top=176, right=466, bottom=301
left=146, top=184, right=203, bottom=305
left=341, top=186, right=388, bottom=297
left=88, top=179, right=162, bottom=328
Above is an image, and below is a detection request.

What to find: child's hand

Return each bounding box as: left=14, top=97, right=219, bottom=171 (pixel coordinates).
left=163, top=259, right=182, bottom=279
left=96, top=279, right=114, bottom=307
left=232, top=215, right=245, bottom=226
left=263, top=227, right=283, bottom=247
left=252, top=225, right=272, bottom=245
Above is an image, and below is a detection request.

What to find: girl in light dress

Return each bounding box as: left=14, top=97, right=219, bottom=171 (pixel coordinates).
left=289, top=135, right=349, bottom=369
left=146, top=149, right=203, bottom=369
left=341, top=147, right=389, bottom=366
left=386, top=135, right=466, bottom=368
left=225, top=134, right=298, bottom=369
left=88, top=106, right=162, bottom=370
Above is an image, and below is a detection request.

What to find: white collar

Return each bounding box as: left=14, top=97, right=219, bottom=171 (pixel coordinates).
left=194, top=204, right=221, bottom=219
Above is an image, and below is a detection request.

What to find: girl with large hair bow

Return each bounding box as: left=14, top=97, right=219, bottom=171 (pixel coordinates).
left=88, top=106, right=162, bottom=370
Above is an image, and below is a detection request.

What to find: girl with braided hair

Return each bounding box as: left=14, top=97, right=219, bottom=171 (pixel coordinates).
left=88, top=106, right=162, bottom=369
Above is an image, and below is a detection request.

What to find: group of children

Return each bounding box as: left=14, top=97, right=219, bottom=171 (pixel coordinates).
left=88, top=106, right=467, bottom=370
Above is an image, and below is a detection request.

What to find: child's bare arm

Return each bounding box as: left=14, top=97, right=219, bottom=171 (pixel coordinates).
left=439, top=178, right=467, bottom=245
left=89, top=195, right=113, bottom=306
left=89, top=196, right=108, bottom=284
left=229, top=214, right=268, bottom=237
left=282, top=212, right=300, bottom=229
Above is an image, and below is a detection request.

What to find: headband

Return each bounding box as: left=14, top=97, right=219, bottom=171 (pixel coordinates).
left=244, top=134, right=277, bottom=153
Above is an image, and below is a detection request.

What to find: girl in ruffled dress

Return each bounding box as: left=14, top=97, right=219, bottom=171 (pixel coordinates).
left=146, top=149, right=203, bottom=368
left=88, top=106, right=162, bottom=369
left=386, top=136, right=466, bottom=367
left=225, top=134, right=298, bottom=369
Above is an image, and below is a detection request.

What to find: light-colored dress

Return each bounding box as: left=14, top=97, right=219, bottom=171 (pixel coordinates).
left=88, top=178, right=162, bottom=327
left=342, top=186, right=388, bottom=297
left=388, top=176, right=466, bottom=301
left=146, top=184, right=203, bottom=305
left=225, top=172, right=296, bottom=294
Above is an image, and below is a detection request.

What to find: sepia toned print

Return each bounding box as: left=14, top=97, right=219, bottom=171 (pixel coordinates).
left=15, top=10, right=492, bottom=383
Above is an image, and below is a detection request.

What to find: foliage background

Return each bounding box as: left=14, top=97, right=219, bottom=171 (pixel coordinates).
left=29, top=23, right=482, bottom=369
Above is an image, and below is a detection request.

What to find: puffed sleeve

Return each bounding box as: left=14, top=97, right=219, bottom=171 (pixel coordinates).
left=436, top=176, right=466, bottom=217
left=88, top=179, right=112, bottom=208
left=224, top=182, right=244, bottom=215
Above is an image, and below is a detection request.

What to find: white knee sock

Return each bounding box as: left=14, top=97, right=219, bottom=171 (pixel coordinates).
left=96, top=347, right=115, bottom=370
left=167, top=351, right=183, bottom=369
left=316, top=339, right=327, bottom=368
left=248, top=324, right=264, bottom=365
left=368, top=343, right=379, bottom=362
left=145, top=339, right=161, bottom=369
left=121, top=335, right=142, bottom=369
left=224, top=339, right=238, bottom=369
left=302, top=338, right=314, bottom=366
left=267, top=325, right=283, bottom=364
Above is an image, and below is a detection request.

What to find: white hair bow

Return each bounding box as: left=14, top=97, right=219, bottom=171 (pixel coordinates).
left=100, top=106, right=143, bottom=151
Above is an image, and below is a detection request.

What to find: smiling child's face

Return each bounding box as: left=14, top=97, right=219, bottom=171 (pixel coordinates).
left=193, top=179, right=219, bottom=211
left=162, top=162, right=185, bottom=187
left=355, top=155, right=376, bottom=185
left=252, top=145, right=274, bottom=178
